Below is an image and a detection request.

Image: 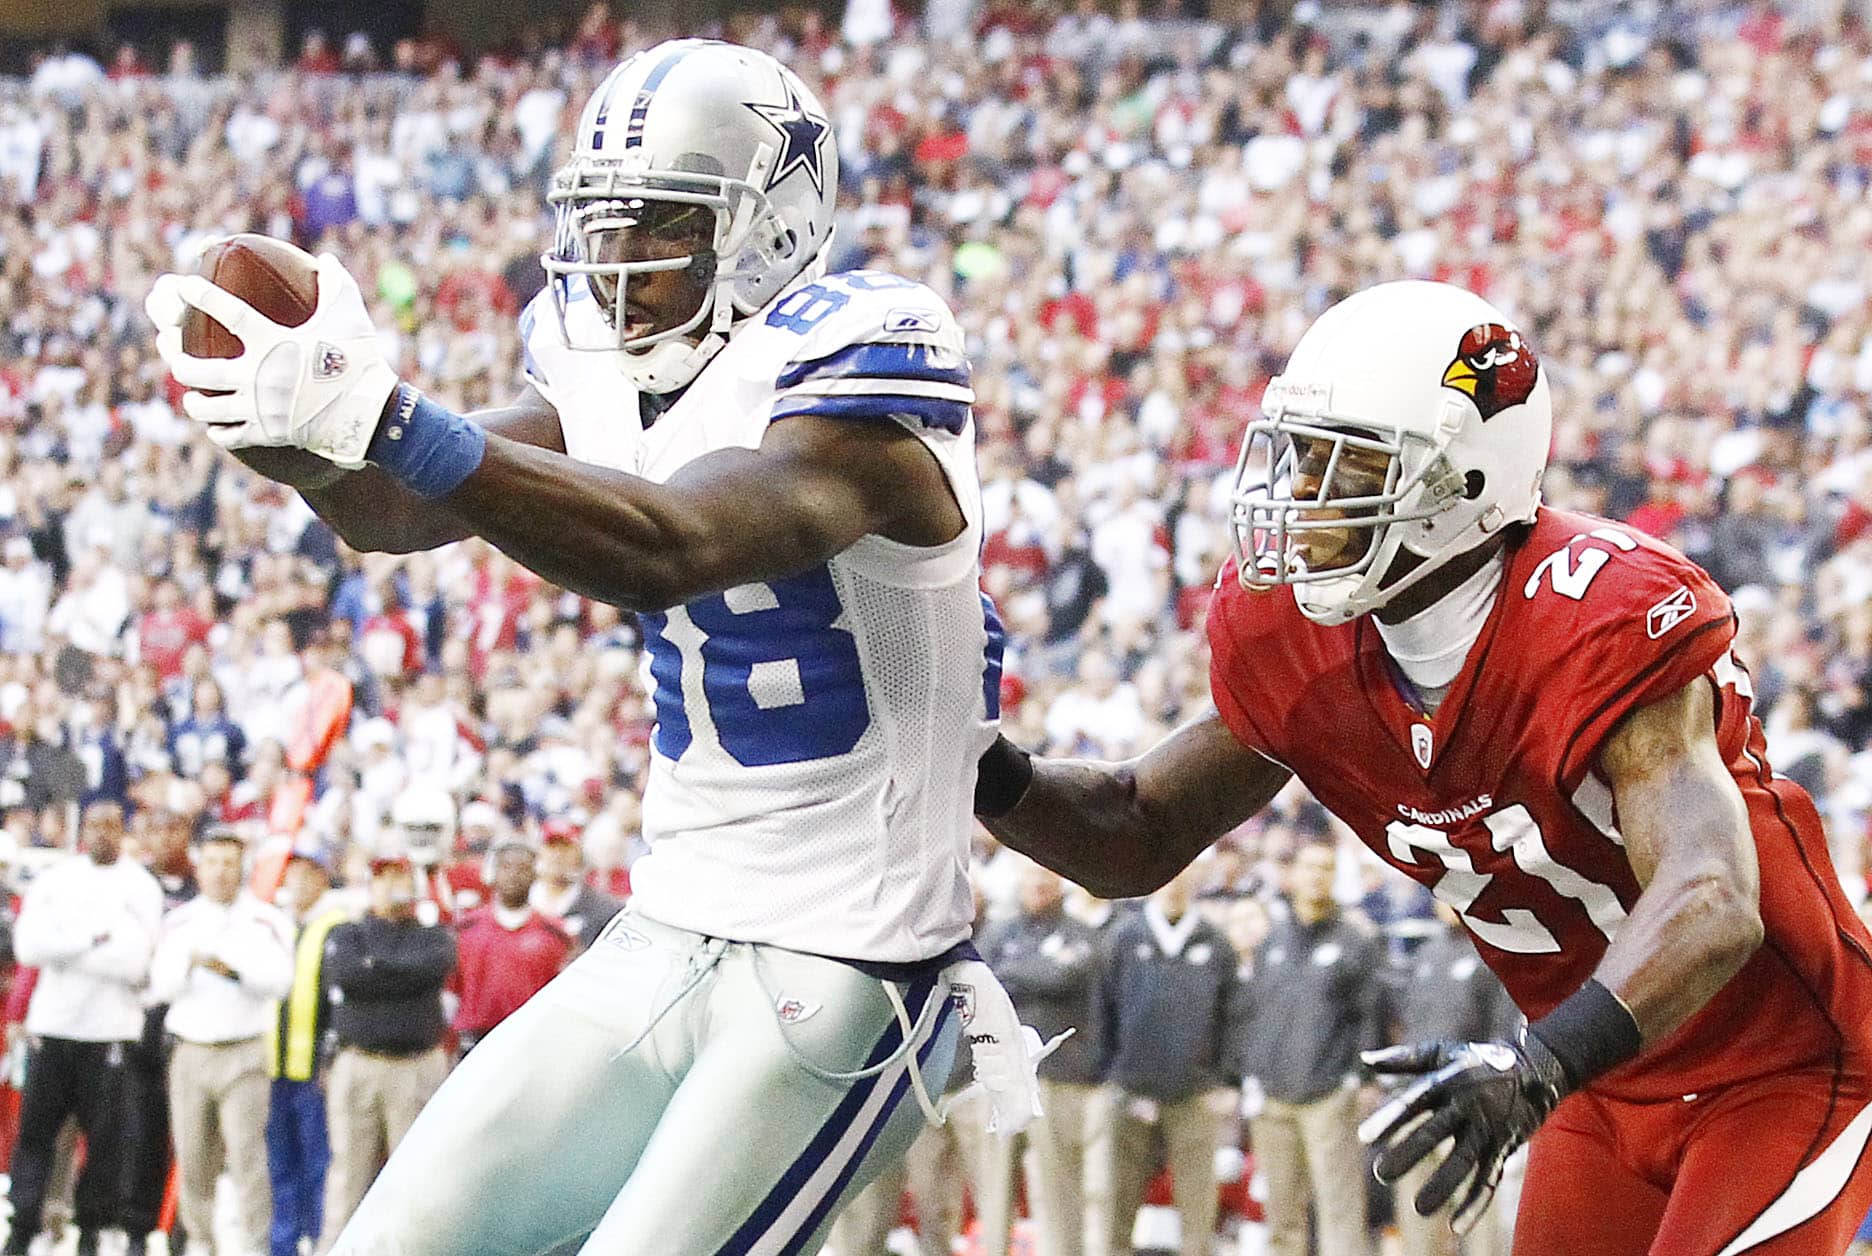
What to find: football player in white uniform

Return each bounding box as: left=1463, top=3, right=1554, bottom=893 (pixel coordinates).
left=146, top=39, right=1040, bottom=1255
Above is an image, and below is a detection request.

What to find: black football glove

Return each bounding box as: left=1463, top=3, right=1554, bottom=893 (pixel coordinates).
left=1358, top=1034, right=1569, bottom=1233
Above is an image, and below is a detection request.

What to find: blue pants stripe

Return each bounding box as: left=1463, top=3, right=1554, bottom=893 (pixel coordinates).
left=776, top=998, right=953, bottom=1256
left=716, top=973, right=937, bottom=1256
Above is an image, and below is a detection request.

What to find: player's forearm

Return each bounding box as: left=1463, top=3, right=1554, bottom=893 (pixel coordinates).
left=985, top=759, right=1210, bottom=899
left=293, top=387, right=571, bottom=555
left=1593, top=803, right=1763, bottom=1044
left=301, top=466, right=473, bottom=554
left=438, top=434, right=696, bottom=611
left=1595, top=680, right=1764, bottom=1047
left=981, top=716, right=1289, bottom=899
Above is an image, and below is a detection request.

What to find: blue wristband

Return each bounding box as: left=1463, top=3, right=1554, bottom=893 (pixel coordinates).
left=368, top=384, right=487, bottom=499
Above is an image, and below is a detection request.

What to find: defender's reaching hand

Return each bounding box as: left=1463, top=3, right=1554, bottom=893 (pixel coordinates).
left=1359, top=1035, right=1569, bottom=1234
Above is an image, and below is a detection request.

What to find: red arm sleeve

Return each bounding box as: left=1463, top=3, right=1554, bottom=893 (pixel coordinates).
left=1205, top=567, right=1281, bottom=757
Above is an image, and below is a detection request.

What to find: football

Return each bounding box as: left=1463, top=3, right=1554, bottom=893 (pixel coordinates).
left=182, top=234, right=346, bottom=490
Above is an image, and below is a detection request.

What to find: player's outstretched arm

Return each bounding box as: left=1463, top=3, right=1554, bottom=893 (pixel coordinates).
left=422, top=408, right=956, bottom=611
left=1592, top=675, right=1764, bottom=1042
left=148, top=256, right=954, bottom=582
left=296, top=386, right=566, bottom=555
left=977, top=710, right=1292, bottom=899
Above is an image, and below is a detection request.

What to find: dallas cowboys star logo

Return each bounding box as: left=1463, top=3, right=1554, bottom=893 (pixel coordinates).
left=745, top=84, right=830, bottom=195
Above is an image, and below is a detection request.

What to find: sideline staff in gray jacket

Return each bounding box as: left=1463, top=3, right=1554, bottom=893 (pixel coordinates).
left=977, top=860, right=1107, bottom=1256
left=1097, top=862, right=1235, bottom=1256
left=1230, top=839, right=1384, bottom=1256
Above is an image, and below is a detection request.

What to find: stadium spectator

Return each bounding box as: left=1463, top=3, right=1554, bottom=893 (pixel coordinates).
left=318, top=856, right=454, bottom=1251
left=6, top=801, right=161, bottom=1256
left=529, top=820, right=622, bottom=953
left=265, top=848, right=348, bottom=1256
left=122, top=807, right=197, bottom=1254
left=0, top=696, right=83, bottom=823
left=0, top=537, right=51, bottom=655
left=149, top=828, right=294, bottom=1256
left=1096, top=861, right=1235, bottom=1256
left=437, top=801, right=496, bottom=916
left=451, top=840, right=569, bottom=1053
left=1230, top=839, right=1385, bottom=1256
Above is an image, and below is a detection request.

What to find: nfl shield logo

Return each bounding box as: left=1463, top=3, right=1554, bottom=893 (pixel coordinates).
left=774, top=996, right=820, bottom=1025
left=312, top=342, right=347, bottom=380
left=950, top=982, right=977, bottom=1027
left=1410, top=723, right=1434, bottom=771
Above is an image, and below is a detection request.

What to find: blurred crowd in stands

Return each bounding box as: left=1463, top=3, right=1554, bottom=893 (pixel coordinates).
left=0, top=0, right=1869, bottom=1251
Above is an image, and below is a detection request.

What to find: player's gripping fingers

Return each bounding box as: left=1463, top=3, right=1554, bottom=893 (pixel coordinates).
left=144, top=273, right=189, bottom=333
left=161, top=343, right=246, bottom=394
left=1363, top=1042, right=1453, bottom=1078
left=201, top=418, right=271, bottom=451
left=1359, top=1057, right=1465, bottom=1147
left=1414, top=1128, right=1483, bottom=1218
left=1449, top=1150, right=1507, bottom=1236
left=313, top=253, right=371, bottom=322
left=182, top=389, right=257, bottom=427
left=172, top=274, right=274, bottom=340
left=1374, top=1104, right=1461, bottom=1184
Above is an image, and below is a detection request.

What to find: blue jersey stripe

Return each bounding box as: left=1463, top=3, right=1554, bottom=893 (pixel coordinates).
left=517, top=303, right=544, bottom=384
left=980, top=592, right=1006, bottom=720
left=776, top=342, right=971, bottom=391
left=623, top=47, right=693, bottom=149
left=770, top=392, right=970, bottom=435
left=639, top=612, right=692, bottom=760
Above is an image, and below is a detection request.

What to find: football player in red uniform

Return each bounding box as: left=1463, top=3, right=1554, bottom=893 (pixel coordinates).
left=974, top=281, right=1872, bottom=1254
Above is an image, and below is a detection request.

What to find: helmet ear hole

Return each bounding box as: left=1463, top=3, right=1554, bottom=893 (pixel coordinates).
left=1464, top=470, right=1487, bottom=500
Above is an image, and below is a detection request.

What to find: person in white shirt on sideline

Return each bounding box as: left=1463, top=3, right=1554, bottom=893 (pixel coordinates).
left=148, top=829, right=294, bottom=1256
left=5, top=800, right=163, bottom=1256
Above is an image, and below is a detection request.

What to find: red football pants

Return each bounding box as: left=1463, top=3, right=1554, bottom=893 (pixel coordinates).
left=1514, top=1067, right=1872, bottom=1255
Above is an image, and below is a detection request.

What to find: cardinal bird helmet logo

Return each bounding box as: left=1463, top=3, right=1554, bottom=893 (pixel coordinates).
left=1441, top=323, right=1539, bottom=420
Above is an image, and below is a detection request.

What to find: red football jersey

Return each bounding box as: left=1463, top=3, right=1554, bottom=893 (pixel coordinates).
left=1208, top=507, right=1872, bottom=1102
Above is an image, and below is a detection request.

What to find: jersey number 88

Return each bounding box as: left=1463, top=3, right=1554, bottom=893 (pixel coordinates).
left=640, top=566, right=871, bottom=767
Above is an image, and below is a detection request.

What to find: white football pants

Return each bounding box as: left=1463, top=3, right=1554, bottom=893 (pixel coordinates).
left=328, top=910, right=960, bottom=1255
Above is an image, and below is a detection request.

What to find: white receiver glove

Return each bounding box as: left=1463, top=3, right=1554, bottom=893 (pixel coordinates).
left=940, top=959, right=1073, bottom=1136
left=144, top=253, right=399, bottom=468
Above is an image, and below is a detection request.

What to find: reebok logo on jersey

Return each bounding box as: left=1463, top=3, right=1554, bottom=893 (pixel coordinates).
left=885, top=308, right=939, bottom=334
left=1647, top=586, right=1697, bottom=639
left=605, top=923, right=650, bottom=952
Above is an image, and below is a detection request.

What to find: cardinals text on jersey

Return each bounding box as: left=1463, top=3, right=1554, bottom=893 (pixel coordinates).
left=520, top=268, right=1002, bottom=963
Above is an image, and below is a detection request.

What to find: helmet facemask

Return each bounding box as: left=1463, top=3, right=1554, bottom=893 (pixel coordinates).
left=542, top=161, right=795, bottom=392
left=1230, top=389, right=1469, bottom=625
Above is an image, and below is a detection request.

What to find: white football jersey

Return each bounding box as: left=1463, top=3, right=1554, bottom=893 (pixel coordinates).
left=519, top=269, right=1001, bottom=962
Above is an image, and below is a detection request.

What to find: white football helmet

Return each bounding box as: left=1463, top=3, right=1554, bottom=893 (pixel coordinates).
left=542, top=39, right=839, bottom=394
left=389, top=782, right=456, bottom=866
left=1230, top=281, right=1553, bottom=625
